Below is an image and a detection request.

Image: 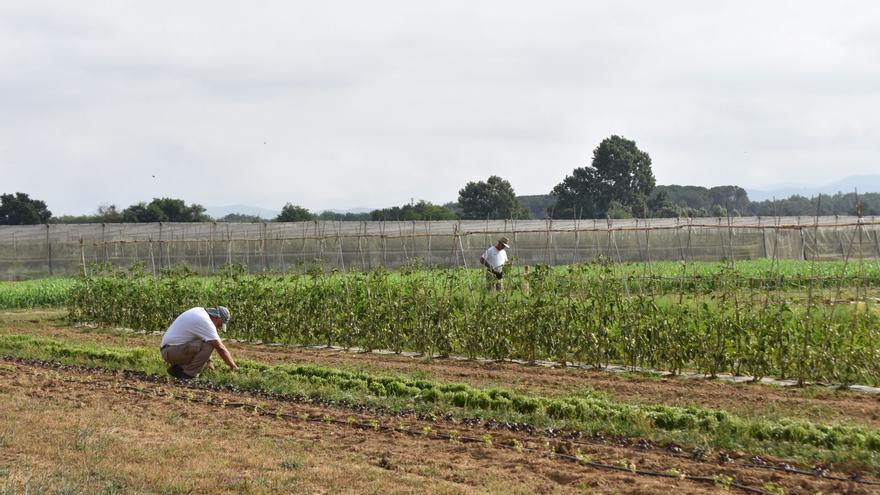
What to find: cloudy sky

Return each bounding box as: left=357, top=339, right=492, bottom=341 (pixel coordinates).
left=2, top=1, right=879, bottom=215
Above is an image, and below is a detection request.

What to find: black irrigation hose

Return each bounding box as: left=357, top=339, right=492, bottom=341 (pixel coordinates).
left=6, top=355, right=878, bottom=491
left=666, top=452, right=880, bottom=486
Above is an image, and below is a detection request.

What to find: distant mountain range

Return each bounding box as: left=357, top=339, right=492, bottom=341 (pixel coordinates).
left=746, top=175, right=880, bottom=202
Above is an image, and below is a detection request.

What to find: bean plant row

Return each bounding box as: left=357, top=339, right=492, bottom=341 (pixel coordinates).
left=68, top=258, right=880, bottom=386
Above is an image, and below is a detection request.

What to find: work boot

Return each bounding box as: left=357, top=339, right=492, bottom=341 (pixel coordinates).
left=167, top=365, right=194, bottom=380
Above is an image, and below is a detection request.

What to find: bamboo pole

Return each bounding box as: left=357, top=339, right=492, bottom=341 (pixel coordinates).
left=79, top=237, right=87, bottom=276
left=149, top=238, right=157, bottom=277
left=45, top=224, right=52, bottom=276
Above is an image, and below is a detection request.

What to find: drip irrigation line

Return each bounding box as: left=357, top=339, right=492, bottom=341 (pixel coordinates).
left=6, top=355, right=877, bottom=491
left=139, top=387, right=776, bottom=494
left=664, top=452, right=880, bottom=486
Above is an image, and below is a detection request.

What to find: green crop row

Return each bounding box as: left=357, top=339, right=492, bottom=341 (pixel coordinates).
left=2, top=333, right=879, bottom=471
left=68, top=262, right=880, bottom=386
left=4, top=257, right=880, bottom=311
left=0, top=278, right=77, bottom=309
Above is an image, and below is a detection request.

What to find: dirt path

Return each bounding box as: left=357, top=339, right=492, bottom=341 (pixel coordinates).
left=5, top=314, right=880, bottom=429
left=1, top=359, right=874, bottom=494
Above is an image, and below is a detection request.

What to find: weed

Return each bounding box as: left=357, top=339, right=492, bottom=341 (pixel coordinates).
left=713, top=474, right=733, bottom=490
left=72, top=425, right=96, bottom=451
left=763, top=481, right=785, bottom=494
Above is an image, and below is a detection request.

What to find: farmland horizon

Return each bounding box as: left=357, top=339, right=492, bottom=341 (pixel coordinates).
left=41, top=173, right=880, bottom=218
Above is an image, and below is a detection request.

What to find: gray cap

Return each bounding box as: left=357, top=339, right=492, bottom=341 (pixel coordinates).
left=206, top=306, right=230, bottom=332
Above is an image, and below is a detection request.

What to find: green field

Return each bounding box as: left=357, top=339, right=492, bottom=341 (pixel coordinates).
left=3, top=258, right=880, bottom=309
left=3, top=259, right=880, bottom=386
left=0, top=278, right=77, bottom=309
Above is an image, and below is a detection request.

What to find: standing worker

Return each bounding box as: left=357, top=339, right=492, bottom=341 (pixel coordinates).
left=480, top=236, right=510, bottom=291
left=160, top=306, right=239, bottom=380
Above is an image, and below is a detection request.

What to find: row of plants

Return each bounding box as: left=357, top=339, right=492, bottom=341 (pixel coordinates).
left=4, top=257, right=880, bottom=309
left=68, top=261, right=880, bottom=386
left=0, top=278, right=76, bottom=309
left=2, top=333, right=879, bottom=470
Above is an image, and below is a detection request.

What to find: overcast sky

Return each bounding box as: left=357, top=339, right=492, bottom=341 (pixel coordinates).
left=2, top=1, right=879, bottom=215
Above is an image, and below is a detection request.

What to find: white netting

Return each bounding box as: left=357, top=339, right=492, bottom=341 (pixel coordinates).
left=1, top=216, right=878, bottom=279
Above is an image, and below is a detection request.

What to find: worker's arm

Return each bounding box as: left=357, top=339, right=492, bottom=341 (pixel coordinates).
left=480, top=256, right=500, bottom=276
left=209, top=339, right=239, bottom=371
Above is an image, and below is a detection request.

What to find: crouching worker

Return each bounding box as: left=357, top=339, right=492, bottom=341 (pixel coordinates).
left=160, top=306, right=239, bottom=380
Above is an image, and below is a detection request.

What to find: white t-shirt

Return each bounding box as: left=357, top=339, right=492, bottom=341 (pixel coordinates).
left=481, top=245, right=508, bottom=272
left=161, top=307, right=221, bottom=346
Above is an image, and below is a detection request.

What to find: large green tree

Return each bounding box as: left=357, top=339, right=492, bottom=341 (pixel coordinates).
left=122, top=198, right=209, bottom=222
left=0, top=192, right=52, bottom=224
left=275, top=203, right=316, bottom=222
left=551, top=135, right=655, bottom=219
left=457, top=175, right=530, bottom=220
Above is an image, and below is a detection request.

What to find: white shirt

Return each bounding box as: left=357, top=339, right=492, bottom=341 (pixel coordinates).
left=481, top=245, right=508, bottom=272
left=161, top=307, right=221, bottom=346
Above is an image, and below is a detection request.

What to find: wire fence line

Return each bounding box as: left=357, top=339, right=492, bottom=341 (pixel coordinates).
left=2, top=216, right=880, bottom=280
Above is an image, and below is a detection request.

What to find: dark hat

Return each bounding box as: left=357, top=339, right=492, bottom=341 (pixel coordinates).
left=497, top=236, right=510, bottom=249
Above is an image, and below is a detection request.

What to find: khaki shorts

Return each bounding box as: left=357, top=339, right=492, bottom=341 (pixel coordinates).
left=161, top=340, right=214, bottom=377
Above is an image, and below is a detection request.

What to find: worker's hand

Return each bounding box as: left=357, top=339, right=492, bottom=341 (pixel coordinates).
left=206, top=360, right=216, bottom=371
left=230, top=364, right=240, bottom=372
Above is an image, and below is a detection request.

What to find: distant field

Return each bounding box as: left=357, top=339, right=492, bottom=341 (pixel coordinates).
left=0, top=278, right=77, bottom=309
left=2, top=259, right=879, bottom=309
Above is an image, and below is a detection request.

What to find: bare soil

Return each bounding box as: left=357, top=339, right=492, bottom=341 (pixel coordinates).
left=2, top=359, right=875, bottom=494
left=4, top=311, right=880, bottom=429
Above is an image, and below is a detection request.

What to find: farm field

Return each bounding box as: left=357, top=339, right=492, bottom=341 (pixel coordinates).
left=3, top=311, right=880, bottom=494
left=62, top=260, right=880, bottom=386
left=4, top=259, right=880, bottom=493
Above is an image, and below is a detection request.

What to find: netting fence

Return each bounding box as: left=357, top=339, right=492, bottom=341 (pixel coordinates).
left=2, top=216, right=880, bottom=280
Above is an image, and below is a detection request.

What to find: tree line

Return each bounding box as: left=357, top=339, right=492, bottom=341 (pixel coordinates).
left=3, top=135, right=879, bottom=225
